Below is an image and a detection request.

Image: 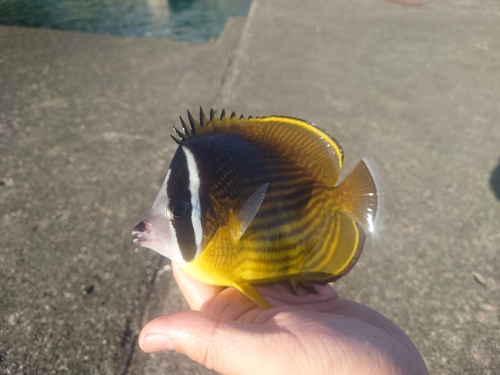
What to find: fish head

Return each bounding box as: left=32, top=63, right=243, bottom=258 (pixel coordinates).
left=132, top=144, right=212, bottom=265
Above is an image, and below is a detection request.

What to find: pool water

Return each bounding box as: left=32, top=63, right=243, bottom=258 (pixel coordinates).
left=0, top=0, right=252, bottom=42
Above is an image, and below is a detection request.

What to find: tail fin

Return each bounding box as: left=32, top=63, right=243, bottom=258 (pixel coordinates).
left=336, top=157, right=381, bottom=233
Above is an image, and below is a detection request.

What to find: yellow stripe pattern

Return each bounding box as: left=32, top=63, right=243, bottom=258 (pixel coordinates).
left=180, top=112, right=368, bottom=294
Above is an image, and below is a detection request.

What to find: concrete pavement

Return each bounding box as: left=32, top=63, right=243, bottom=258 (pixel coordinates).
left=222, top=2, right=500, bottom=373
left=0, top=18, right=244, bottom=374
left=1, top=0, right=500, bottom=374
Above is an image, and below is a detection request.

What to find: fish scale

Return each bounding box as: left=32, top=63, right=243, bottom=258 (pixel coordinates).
left=133, top=108, right=379, bottom=308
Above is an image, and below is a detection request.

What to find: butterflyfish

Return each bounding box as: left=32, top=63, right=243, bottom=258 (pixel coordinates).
left=132, top=108, right=380, bottom=308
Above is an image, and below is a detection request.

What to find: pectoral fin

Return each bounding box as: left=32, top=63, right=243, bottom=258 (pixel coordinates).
left=231, top=183, right=269, bottom=242
left=233, top=282, right=272, bottom=309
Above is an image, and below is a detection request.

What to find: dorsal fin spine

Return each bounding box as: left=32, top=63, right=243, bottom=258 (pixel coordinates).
left=180, top=116, right=190, bottom=135
left=200, top=107, right=209, bottom=126
left=171, top=108, right=248, bottom=144
left=187, top=110, right=197, bottom=134
left=172, top=126, right=186, bottom=141
left=170, top=135, right=181, bottom=144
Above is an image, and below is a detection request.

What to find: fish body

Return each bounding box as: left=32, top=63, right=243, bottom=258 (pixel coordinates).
left=132, top=109, right=379, bottom=308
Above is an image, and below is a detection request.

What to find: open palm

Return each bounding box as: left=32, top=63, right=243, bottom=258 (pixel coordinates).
left=139, top=262, right=428, bottom=375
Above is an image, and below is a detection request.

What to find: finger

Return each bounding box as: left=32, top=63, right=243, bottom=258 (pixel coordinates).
left=172, top=261, right=224, bottom=311
left=139, top=311, right=279, bottom=375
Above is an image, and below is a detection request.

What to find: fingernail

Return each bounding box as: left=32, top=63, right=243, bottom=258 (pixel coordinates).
left=139, top=333, right=174, bottom=352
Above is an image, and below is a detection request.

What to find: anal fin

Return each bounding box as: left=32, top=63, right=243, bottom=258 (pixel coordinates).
left=287, top=280, right=318, bottom=295
left=298, top=281, right=318, bottom=294
left=288, top=280, right=299, bottom=295
left=233, top=283, right=272, bottom=309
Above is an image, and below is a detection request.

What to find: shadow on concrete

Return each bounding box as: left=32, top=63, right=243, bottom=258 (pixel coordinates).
left=490, top=157, right=500, bottom=200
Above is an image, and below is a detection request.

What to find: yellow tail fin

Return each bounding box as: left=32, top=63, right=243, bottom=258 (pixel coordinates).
left=336, top=157, right=380, bottom=233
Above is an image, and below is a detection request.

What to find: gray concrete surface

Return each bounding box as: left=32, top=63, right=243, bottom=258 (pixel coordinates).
left=0, top=18, right=243, bottom=374
left=1, top=0, right=500, bottom=374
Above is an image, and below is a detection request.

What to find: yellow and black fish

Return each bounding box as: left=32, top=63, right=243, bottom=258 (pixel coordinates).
left=132, top=108, right=380, bottom=308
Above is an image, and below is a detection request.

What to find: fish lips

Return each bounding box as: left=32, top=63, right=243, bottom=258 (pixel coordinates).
left=131, top=216, right=184, bottom=263
left=132, top=219, right=159, bottom=250
left=132, top=220, right=150, bottom=245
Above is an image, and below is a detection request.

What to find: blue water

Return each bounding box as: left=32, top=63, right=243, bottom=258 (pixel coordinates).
left=0, top=0, right=252, bottom=43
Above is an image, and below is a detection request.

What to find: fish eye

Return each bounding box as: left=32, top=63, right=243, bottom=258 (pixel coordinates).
left=165, top=199, right=191, bottom=220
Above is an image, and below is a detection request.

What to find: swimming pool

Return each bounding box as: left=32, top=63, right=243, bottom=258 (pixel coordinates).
left=0, top=0, right=252, bottom=42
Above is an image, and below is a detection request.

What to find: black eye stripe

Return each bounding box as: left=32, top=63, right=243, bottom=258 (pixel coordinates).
left=166, top=146, right=199, bottom=262
left=172, top=219, right=197, bottom=261
left=167, top=147, right=191, bottom=199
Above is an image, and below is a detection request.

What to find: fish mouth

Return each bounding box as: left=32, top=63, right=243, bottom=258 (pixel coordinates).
left=132, top=220, right=150, bottom=245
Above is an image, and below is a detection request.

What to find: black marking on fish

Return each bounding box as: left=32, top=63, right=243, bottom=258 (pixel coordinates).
left=167, top=147, right=199, bottom=262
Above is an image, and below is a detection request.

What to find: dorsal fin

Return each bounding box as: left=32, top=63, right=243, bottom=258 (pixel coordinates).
left=172, top=109, right=344, bottom=185
left=187, top=110, right=198, bottom=134
left=200, top=107, right=209, bottom=126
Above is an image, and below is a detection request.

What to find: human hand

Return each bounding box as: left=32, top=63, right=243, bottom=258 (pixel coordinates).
left=139, top=262, right=428, bottom=375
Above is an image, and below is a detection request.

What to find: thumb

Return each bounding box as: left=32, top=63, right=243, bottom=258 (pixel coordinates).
left=139, top=310, right=279, bottom=375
